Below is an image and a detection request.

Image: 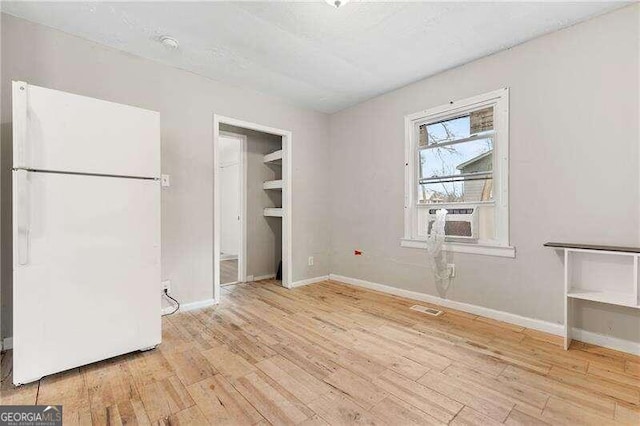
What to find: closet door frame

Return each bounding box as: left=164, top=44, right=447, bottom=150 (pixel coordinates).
left=213, top=115, right=292, bottom=303
left=219, top=130, right=247, bottom=284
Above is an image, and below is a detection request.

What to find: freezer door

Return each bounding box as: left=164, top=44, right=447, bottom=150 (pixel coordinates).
left=12, top=81, right=160, bottom=178
left=12, top=171, right=161, bottom=385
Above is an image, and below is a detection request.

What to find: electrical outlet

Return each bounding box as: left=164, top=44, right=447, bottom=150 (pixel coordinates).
left=447, top=264, right=456, bottom=278
left=308, top=256, right=314, bottom=266
left=162, top=280, right=171, bottom=293
left=161, top=174, right=170, bottom=187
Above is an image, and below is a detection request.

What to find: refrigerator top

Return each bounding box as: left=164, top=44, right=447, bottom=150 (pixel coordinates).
left=13, top=81, right=160, bottom=178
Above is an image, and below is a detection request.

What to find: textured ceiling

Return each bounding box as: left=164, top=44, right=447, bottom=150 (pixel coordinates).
left=1, top=1, right=627, bottom=113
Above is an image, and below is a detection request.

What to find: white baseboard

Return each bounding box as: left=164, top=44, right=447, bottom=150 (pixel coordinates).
left=290, top=275, right=329, bottom=288
left=572, top=329, right=640, bottom=356
left=250, top=274, right=276, bottom=282
left=162, top=298, right=217, bottom=315
left=328, top=274, right=640, bottom=355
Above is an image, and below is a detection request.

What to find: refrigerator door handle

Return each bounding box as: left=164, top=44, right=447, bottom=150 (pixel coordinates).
left=12, top=81, right=29, bottom=168
left=16, top=169, right=30, bottom=265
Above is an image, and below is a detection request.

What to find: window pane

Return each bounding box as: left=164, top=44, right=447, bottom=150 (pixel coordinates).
left=425, top=116, right=471, bottom=145
left=418, top=177, right=493, bottom=203
left=419, top=107, right=494, bottom=147
left=419, top=137, right=493, bottom=180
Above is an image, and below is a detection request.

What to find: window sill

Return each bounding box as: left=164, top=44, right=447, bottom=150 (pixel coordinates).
left=400, top=238, right=516, bottom=258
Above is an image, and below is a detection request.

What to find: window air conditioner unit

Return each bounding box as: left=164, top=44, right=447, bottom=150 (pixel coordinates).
left=427, top=208, right=478, bottom=241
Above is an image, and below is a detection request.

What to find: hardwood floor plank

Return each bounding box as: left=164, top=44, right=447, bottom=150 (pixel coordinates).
left=255, top=355, right=332, bottom=404
left=163, top=348, right=218, bottom=386
left=37, top=368, right=90, bottom=412
left=271, top=342, right=340, bottom=380
left=62, top=403, right=94, bottom=426
left=523, top=329, right=564, bottom=347
left=91, top=400, right=152, bottom=426
left=547, top=365, right=640, bottom=405
left=500, top=365, right=616, bottom=417
left=372, top=369, right=462, bottom=423
left=504, top=407, right=550, bottom=425
left=323, top=367, right=388, bottom=410
left=417, top=370, right=514, bottom=422
left=83, top=357, right=139, bottom=410
left=625, top=360, right=640, bottom=377
left=138, top=375, right=194, bottom=423
left=475, top=316, right=526, bottom=333
left=124, top=350, right=174, bottom=389
left=233, top=370, right=312, bottom=424
left=406, top=345, right=453, bottom=372
left=298, top=414, right=330, bottom=425
left=450, top=406, right=503, bottom=426
left=369, top=395, right=445, bottom=425
left=615, top=402, right=640, bottom=425
left=588, top=363, right=640, bottom=388
left=202, top=345, right=256, bottom=381
left=187, top=375, right=264, bottom=425
left=307, top=390, right=384, bottom=425
left=442, top=363, right=550, bottom=411
left=167, top=405, right=209, bottom=425
left=542, top=397, right=619, bottom=425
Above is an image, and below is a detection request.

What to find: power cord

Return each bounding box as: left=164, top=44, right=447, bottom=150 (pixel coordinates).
left=162, top=289, right=180, bottom=316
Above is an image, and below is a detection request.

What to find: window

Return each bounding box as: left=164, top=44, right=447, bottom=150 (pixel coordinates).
left=403, top=88, right=514, bottom=257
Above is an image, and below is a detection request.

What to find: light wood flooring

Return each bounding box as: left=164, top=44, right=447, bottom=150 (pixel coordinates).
left=1, top=279, right=639, bottom=425
left=220, top=259, right=239, bottom=285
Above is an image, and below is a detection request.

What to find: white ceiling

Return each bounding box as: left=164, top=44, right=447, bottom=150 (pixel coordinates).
left=2, top=1, right=627, bottom=113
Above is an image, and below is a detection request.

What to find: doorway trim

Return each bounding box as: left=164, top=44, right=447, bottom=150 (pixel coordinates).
left=219, top=131, right=247, bottom=285
left=213, top=115, right=293, bottom=303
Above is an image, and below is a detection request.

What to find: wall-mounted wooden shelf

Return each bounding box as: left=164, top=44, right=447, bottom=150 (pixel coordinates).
left=264, top=208, right=283, bottom=217
left=544, top=242, right=640, bottom=350
left=567, top=290, right=638, bottom=308
left=263, top=180, right=283, bottom=190
left=263, top=150, right=282, bottom=165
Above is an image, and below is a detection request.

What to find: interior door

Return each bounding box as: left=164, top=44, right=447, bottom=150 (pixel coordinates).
left=219, top=135, right=241, bottom=257
left=12, top=171, right=161, bottom=384
left=12, top=81, right=160, bottom=177
left=220, top=163, right=240, bottom=256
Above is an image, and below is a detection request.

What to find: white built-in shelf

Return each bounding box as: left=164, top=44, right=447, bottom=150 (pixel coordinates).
left=567, top=290, right=639, bottom=309
left=264, top=208, right=283, bottom=217
left=544, top=242, right=640, bottom=350
left=263, top=180, right=283, bottom=190
left=263, top=150, right=283, bottom=165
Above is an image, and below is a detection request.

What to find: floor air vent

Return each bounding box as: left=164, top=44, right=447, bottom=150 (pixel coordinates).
left=410, top=305, right=443, bottom=316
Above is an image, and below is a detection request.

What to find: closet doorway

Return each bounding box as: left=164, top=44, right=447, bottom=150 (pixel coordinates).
left=218, top=132, right=246, bottom=286
left=213, top=115, right=292, bottom=303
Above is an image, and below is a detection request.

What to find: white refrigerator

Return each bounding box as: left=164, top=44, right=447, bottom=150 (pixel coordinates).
left=11, top=81, right=162, bottom=385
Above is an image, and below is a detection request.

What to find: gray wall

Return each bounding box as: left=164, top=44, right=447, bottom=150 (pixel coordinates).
left=328, top=4, right=640, bottom=341
left=0, top=14, right=330, bottom=339
left=220, top=124, right=282, bottom=279
left=1, top=5, right=638, bottom=346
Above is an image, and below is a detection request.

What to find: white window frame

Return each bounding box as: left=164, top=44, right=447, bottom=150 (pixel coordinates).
left=402, top=88, right=515, bottom=258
